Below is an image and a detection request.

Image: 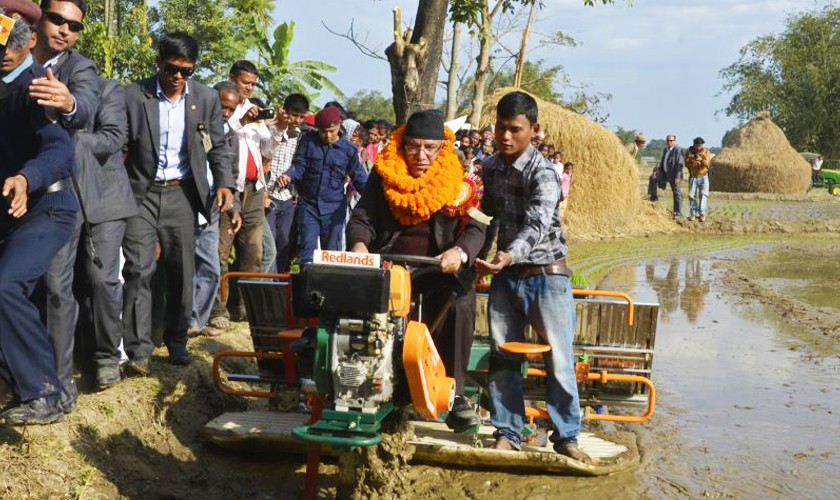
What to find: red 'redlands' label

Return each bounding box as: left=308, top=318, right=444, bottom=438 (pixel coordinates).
left=314, top=250, right=381, bottom=269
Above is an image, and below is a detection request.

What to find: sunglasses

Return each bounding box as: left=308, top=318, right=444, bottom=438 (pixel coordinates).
left=44, top=11, right=85, bottom=33
left=163, top=63, right=195, bottom=78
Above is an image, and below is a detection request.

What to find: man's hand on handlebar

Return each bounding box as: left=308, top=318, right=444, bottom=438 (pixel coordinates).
left=436, top=248, right=462, bottom=274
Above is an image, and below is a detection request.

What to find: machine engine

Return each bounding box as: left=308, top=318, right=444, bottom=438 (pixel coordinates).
left=330, top=314, right=399, bottom=413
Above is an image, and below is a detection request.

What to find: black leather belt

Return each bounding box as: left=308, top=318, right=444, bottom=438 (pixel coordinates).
left=512, top=259, right=573, bottom=279
left=46, top=179, right=69, bottom=193
left=153, top=178, right=183, bottom=187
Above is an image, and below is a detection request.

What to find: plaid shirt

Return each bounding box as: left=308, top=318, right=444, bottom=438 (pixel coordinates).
left=267, top=127, right=298, bottom=201
left=482, top=145, right=567, bottom=265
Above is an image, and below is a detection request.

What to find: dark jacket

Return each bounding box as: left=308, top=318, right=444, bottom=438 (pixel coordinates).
left=74, top=79, right=138, bottom=223
left=658, top=145, right=685, bottom=181
left=0, top=63, right=77, bottom=223
left=287, top=131, right=367, bottom=215
left=123, top=76, right=233, bottom=217
left=347, top=171, right=487, bottom=291
left=47, top=50, right=98, bottom=135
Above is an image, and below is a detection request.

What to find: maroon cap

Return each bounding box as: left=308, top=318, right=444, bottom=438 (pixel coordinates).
left=0, top=0, right=41, bottom=26
left=314, top=106, right=341, bottom=128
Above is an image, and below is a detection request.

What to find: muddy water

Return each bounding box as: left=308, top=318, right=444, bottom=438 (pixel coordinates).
left=597, top=253, right=840, bottom=497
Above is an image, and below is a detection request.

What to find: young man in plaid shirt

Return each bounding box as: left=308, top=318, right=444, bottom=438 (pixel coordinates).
left=477, top=91, right=590, bottom=463
left=265, top=93, right=308, bottom=272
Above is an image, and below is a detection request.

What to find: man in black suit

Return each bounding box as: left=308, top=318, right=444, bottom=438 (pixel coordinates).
left=0, top=0, right=78, bottom=425
left=658, top=134, right=685, bottom=219
left=30, top=0, right=104, bottom=412
left=122, top=32, right=233, bottom=374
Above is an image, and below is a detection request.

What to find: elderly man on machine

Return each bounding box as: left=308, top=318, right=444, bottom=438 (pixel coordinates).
left=346, top=109, right=488, bottom=433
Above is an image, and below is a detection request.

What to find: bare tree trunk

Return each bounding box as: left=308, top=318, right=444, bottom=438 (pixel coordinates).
left=513, top=1, right=537, bottom=88
left=467, top=1, right=501, bottom=127
left=445, top=21, right=461, bottom=120
left=386, top=0, right=449, bottom=124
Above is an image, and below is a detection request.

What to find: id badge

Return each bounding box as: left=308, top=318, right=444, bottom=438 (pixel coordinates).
left=201, top=131, right=212, bottom=153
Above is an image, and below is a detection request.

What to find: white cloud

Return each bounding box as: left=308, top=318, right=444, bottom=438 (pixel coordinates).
left=605, top=37, right=647, bottom=50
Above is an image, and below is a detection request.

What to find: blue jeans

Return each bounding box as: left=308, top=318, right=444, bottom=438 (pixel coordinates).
left=488, top=269, right=580, bottom=447
left=261, top=215, right=276, bottom=273
left=688, top=175, right=709, bottom=216
left=296, top=201, right=346, bottom=264
left=265, top=198, right=295, bottom=272
left=192, top=217, right=220, bottom=331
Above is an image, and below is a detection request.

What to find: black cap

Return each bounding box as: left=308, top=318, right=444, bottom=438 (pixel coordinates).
left=405, top=109, right=445, bottom=140
left=693, top=137, right=705, bottom=145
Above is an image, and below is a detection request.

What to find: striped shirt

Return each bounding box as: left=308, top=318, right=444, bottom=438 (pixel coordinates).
left=267, top=127, right=298, bottom=201
left=482, top=145, right=567, bottom=265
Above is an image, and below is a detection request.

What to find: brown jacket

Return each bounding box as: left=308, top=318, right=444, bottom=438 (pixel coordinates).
left=685, top=146, right=711, bottom=177
left=347, top=171, right=488, bottom=291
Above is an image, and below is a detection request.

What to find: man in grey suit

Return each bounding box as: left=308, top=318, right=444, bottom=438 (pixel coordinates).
left=72, top=77, right=138, bottom=391
left=30, top=0, right=99, bottom=414
left=122, top=32, right=234, bottom=374
left=658, top=134, right=685, bottom=218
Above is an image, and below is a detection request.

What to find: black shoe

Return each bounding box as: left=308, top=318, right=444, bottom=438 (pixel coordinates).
left=168, top=351, right=192, bottom=366
left=96, top=365, right=121, bottom=391
left=554, top=440, right=592, bottom=464
left=1, top=396, right=64, bottom=425
left=58, top=380, right=78, bottom=415
left=122, top=357, right=150, bottom=378
left=444, top=397, right=481, bottom=433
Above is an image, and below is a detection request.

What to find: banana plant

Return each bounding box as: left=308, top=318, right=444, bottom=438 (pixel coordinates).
left=258, top=21, right=343, bottom=106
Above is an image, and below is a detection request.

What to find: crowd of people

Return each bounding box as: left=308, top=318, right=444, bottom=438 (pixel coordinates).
left=0, top=0, right=587, bottom=463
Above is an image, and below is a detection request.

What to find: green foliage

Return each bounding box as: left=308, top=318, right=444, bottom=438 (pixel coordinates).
left=614, top=127, right=639, bottom=145
left=343, top=90, right=396, bottom=124
left=457, top=59, right=612, bottom=121
left=720, top=5, right=840, bottom=159
left=152, top=0, right=251, bottom=81
left=76, top=0, right=273, bottom=85
left=641, top=139, right=667, bottom=159
left=257, top=22, right=343, bottom=106
left=75, top=1, right=156, bottom=83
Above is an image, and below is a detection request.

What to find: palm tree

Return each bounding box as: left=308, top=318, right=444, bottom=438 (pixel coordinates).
left=257, top=22, right=343, bottom=106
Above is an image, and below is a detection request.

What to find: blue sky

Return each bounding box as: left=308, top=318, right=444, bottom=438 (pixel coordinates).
left=281, top=0, right=819, bottom=147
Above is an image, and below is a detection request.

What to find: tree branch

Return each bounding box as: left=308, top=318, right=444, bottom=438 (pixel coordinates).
left=321, top=19, right=388, bottom=61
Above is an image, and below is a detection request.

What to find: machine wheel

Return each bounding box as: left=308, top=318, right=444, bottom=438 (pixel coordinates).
left=827, top=179, right=837, bottom=195
left=830, top=183, right=840, bottom=196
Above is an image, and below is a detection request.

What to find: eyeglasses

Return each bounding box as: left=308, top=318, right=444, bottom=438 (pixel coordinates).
left=163, top=63, right=195, bottom=78
left=44, top=11, right=85, bottom=33
left=404, top=143, right=443, bottom=156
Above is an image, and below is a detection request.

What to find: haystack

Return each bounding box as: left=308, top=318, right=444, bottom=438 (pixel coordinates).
left=481, top=88, right=661, bottom=239
left=710, top=112, right=811, bottom=194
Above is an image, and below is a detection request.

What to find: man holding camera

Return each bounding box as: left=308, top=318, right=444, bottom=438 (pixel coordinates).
left=212, top=60, right=279, bottom=324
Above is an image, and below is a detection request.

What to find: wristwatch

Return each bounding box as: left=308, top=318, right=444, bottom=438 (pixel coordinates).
left=454, top=245, right=468, bottom=264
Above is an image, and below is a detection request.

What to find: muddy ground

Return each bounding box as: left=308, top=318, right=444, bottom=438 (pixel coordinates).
left=2, top=191, right=839, bottom=499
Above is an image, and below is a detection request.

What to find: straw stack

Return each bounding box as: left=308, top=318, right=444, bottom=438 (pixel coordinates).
left=710, top=112, right=811, bottom=194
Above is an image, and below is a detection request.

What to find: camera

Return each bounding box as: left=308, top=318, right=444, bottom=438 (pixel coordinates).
left=255, top=108, right=275, bottom=121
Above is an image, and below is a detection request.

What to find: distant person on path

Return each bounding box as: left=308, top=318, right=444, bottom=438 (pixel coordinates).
left=684, top=137, right=711, bottom=222
left=812, top=155, right=823, bottom=187
left=658, top=134, right=685, bottom=218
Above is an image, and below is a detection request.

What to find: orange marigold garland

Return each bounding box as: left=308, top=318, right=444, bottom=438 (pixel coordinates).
left=375, top=125, right=465, bottom=226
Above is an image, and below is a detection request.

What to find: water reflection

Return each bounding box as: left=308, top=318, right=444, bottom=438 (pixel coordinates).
left=598, top=255, right=840, bottom=498
left=640, top=258, right=710, bottom=325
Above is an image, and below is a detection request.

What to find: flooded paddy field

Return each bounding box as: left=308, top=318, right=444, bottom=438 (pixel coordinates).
left=395, top=237, right=840, bottom=499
